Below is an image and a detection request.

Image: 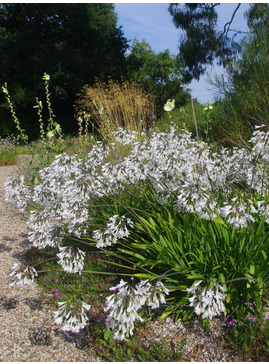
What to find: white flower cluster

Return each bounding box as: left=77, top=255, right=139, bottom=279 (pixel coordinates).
left=187, top=280, right=225, bottom=319
left=5, top=175, right=31, bottom=213
left=54, top=300, right=91, bottom=333
left=104, top=279, right=169, bottom=340
left=250, top=125, right=269, bottom=163
left=93, top=215, right=134, bottom=248
left=10, top=262, right=37, bottom=287
left=219, top=197, right=258, bottom=228
left=56, top=246, right=86, bottom=274
left=5, top=127, right=269, bottom=246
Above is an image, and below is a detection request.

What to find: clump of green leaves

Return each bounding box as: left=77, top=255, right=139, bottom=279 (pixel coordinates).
left=86, top=180, right=269, bottom=323
left=95, top=327, right=185, bottom=362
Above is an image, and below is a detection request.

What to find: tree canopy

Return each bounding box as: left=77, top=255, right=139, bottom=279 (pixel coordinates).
left=126, top=39, right=190, bottom=115
left=169, top=3, right=244, bottom=83
left=0, top=3, right=128, bottom=137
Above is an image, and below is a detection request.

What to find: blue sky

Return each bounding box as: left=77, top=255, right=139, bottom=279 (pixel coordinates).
left=114, top=2, right=250, bottom=104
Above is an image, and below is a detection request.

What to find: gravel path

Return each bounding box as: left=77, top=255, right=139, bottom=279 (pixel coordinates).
left=0, top=160, right=101, bottom=361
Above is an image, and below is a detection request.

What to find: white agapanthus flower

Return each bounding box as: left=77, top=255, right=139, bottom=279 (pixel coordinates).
left=257, top=200, right=269, bottom=223
left=54, top=301, right=91, bottom=333
left=219, top=197, right=257, bottom=228
left=106, top=215, right=134, bottom=239
left=104, top=279, right=169, bottom=340
left=6, top=125, right=269, bottom=249
left=250, top=126, right=269, bottom=162
left=93, top=215, right=134, bottom=248
left=28, top=212, right=64, bottom=249
left=56, top=246, right=86, bottom=274
left=10, top=262, right=38, bottom=287
left=5, top=175, right=31, bottom=213
left=141, top=280, right=169, bottom=309
left=187, top=280, right=225, bottom=319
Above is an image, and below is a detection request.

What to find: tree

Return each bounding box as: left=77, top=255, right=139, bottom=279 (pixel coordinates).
left=0, top=3, right=128, bottom=138
left=246, top=3, right=269, bottom=31
left=209, top=4, right=269, bottom=144
left=126, top=39, right=190, bottom=115
left=168, top=3, right=243, bottom=83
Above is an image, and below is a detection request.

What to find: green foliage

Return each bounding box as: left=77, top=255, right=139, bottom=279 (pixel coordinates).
left=24, top=244, right=115, bottom=310
left=225, top=315, right=269, bottom=359
left=0, top=3, right=128, bottom=139
left=2, top=84, right=28, bottom=143
left=2, top=72, right=97, bottom=179
left=96, top=328, right=184, bottom=362
left=23, top=241, right=185, bottom=361
left=0, top=135, right=18, bottom=165
left=246, top=3, right=269, bottom=32
left=86, top=179, right=269, bottom=321
left=157, top=99, right=218, bottom=145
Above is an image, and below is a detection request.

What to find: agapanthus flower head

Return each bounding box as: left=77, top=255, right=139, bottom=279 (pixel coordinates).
left=10, top=262, right=38, bottom=287
left=56, top=246, right=85, bottom=274
left=187, top=280, right=225, bottom=319
left=106, top=215, right=134, bottom=239
left=53, top=300, right=91, bottom=333
left=138, top=280, right=169, bottom=309
left=219, top=197, right=257, bottom=228
left=105, top=279, right=169, bottom=340
left=6, top=124, right=269, bottom=253
left=93, top=215, right=134, bottom=248
left=5, top=175, right=31, bottom=213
